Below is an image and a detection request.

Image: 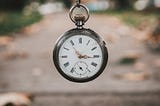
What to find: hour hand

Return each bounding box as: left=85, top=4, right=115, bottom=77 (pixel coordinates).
left=79, top=55, right=93, bottom=59
left=83, top=55, right=92, bottom=59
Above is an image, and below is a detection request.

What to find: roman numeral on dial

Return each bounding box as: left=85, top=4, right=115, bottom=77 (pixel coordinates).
left=64, top=47, right=69, bottom=51
left=91, top=47, right=97, bottom=51
left=71, top=68, right=74, bottom=73
left=79, top=38, right=82, bottom=44
left=70, top=40, right=74, bottom=46
left=62, top=56, right=68, bottom=58
left=86, top=40, right=90, bottom=45
left=64, top=62, right=69, bottom=67
left=91, top=62, right=97, bottom=67
left=93, top=55, right=100, bottom=58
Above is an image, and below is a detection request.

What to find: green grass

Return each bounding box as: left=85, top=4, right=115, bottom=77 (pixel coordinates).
left=0, top=11, right=42, bottom=35
left=93, top=10, right=159, bottom=27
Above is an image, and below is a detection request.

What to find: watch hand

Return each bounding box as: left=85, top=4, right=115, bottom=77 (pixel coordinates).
left=79, top=67, right=83, bottom=71
left=73, top=47, right=84, bottom=58
left=83, top=55, right=92, bottom=59
left=79, top=55, right=93, bottom=59
left=77, top=64, right=84, bottom=71
left=73, top=47, right=93, bottom=59
left=73, top=47, right=80, bottom=55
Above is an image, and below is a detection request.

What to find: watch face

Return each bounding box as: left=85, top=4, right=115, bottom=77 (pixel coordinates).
left=53, top=29, right=108, bottom=82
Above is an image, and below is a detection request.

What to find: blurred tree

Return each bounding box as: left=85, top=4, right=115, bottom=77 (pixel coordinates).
left=37, top=0, right=46, bottom=4
left=0, top=0, right=46, bottom=11
left=56, top=0, right=72, bottom=8
left=113, top=0, right=135, bottom=9
left=0, top=0, right=29, bottom=10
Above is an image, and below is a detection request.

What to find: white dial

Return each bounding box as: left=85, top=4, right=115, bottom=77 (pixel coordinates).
left=58, top=35, right=103, bottom=79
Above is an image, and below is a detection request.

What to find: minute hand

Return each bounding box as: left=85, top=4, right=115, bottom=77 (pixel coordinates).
left=73, top=47, right=83, bottom=57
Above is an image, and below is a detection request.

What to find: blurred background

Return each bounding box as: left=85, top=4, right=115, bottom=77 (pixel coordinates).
left=0, top=0, right=160, bottom=106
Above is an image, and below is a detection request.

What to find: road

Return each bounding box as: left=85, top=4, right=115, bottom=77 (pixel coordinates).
left=0, top=12, right=160, bottom=106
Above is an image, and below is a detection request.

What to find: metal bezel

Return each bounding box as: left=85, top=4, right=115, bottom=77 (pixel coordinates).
left=53, top=28, right=108, bottom=83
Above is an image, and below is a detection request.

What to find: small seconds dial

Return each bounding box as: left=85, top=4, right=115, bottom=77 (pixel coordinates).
left=58, top=35, right=103, bottom=79
left=74, top=61, right=88, bottom=76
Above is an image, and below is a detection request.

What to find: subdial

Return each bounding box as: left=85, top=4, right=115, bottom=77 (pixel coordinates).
left=74, top=61, right=88, bottom=76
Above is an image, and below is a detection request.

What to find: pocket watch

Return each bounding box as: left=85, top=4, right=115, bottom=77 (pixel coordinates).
left=53, top=0, right=108, bottom=83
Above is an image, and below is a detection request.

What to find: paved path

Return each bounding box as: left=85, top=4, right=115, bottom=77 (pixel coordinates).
left=35, top=93, right=160, bottom=106
left=0, top=13, right=160, bottom=95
